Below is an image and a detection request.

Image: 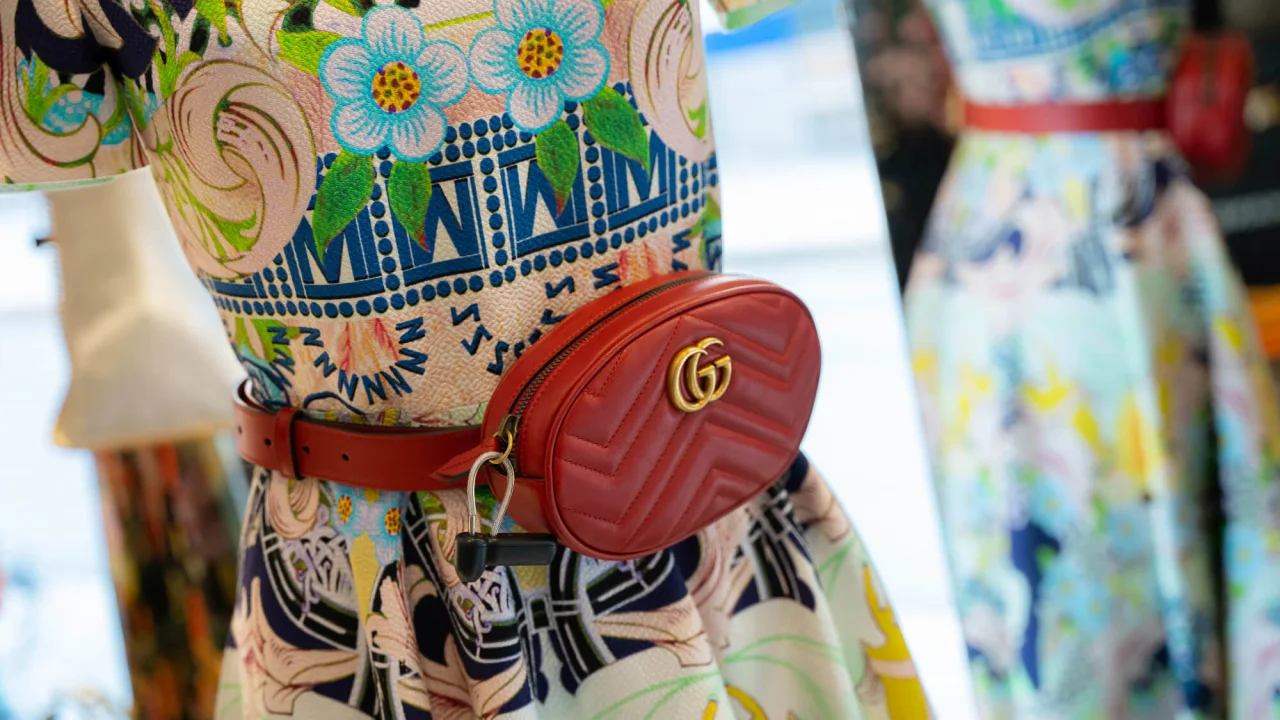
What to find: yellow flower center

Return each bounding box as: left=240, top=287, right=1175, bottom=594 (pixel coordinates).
left=385, top=507, right=402, bottom=537
left=337, top=495, right=354, bottom=524
left=371, top=61, right=421, bottom=114
left=517, top=28, right=564, bottom=80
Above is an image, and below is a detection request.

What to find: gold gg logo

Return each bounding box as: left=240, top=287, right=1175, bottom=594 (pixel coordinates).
left=668, top=338, right=732, bottom=413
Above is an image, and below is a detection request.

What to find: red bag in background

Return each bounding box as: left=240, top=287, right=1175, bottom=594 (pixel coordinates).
left=1169, top=33, right=1256, bottom=183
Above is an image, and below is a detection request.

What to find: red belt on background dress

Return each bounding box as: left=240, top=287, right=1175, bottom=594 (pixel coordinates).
left=959, top=33, right=1256, bottom=180
left=962, top=99, right=1168, bottom=134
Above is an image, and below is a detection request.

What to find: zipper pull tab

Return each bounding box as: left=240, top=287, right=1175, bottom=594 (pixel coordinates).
left=492, top=414, right=521, bottom=466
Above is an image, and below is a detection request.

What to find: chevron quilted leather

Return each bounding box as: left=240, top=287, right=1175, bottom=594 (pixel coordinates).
left=482, top=271, right=822, bottom=560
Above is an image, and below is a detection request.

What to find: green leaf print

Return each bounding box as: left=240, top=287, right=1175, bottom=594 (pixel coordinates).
left=816, top=536, right=856, bottom=589
left=689, top=193, right=721, bottom=239
left=686, top=99, right=708, bottom=140
left=725, top=649, right=839, bottom=720
left=388, top=161, right=433, bottom=249
left=97, top=82, right=130, bottom=139
left=323, top=0, right=369, bottom=17
left=21, top=55, right=77, bottom=127
left=727, top=635, right=848, bottom=668
left=251, top=319, right=295, bottom=364
left=277, top=30, right=343, bottom=75
left=973, top=0, right=1016, bottom=22
left=583, top=87, right=650, bottom=174
left=416, top=492, right=447, bottom=519
left=143, top=0, right=201, bottom=99
left=280, top=0, right=321, bottom=31
left=195, top=0, right=229, bottom=38
left=1091, top=495, right=1108, bottom=528
left=312, top=150, right=376, bottom=257
left=211, top=208, right=258, bottom=253
left=234, top=318, right=294, bottom=364
left=233, top=316, right=252, bottom=349
left=535, top=119, right=580, bottom=213
left=589, top=672, right=719, bottom=720
left=121, top=81, right=150, bottom=133
left=158, top=50, right=200, bottom=98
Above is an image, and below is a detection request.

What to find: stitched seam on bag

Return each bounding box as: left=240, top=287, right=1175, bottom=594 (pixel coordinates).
left=519, top=287, right=656, bottom=418
left=624, top=408, right=715, bottom=545
left=560, top=504, right=624, bottom=525
left=558, top=453, right=622, bottom=476
left=564, top=288, right=766, bottom=453
left=618, top=353, right=714, bottom=541
left=662, top=439, right=739, bottom=538
left=659, top=434, right=720, bottom=534
left=594, top=317, right=689, bottom=502
left=582, top=353, right=625, bottom=400
left=568, top=316, right=798, bottom=525
left=559, top=300, right=809, bottom=530
left=563, top=430, right=613, bottom=449
left=687, top=315, right=810, bottom=389
left=622, top=356, right=804, bottom=545
left=685, top=303, right=800, bottom=360
left=561, top=323, right=682, bottom=458
left=562, top=322, right=682, bottom=462
left=563, top=356, right=789, bottom=452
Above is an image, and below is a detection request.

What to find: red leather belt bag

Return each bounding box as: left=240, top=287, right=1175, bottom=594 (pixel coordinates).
left=235, top=270, right=822, bottom=581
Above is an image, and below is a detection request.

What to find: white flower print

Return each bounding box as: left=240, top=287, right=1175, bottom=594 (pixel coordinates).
left=469, top=0, right=609, bottom=133
left=320, top=7, right=468, bottom=161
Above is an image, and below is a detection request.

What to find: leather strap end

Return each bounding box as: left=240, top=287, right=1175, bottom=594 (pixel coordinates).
left=273, top=406, right=301, bottom=479
left=433, top=436, right=502, bottom=484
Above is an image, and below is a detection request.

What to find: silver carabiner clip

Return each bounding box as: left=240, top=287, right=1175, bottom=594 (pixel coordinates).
left=466, top=451, right=516, bottom=536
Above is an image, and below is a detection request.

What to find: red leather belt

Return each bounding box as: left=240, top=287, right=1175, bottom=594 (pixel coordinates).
left=963, top=98, right=1168, bottom=134
left=233, top=381, right=493, bottom=491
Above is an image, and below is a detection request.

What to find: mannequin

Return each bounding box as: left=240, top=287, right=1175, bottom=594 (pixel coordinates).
left=3, top=0, right=935, bottom=715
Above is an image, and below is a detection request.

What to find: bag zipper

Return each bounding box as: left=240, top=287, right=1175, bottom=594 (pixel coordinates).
left=495, top=272, right=711, bottom=454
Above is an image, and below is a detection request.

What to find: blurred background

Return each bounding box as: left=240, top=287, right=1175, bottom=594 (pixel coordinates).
left=0, top=0, right=964, bottom=716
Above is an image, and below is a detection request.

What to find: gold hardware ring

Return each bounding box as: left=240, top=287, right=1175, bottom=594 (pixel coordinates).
left=490, top=428, right=515, bottom=466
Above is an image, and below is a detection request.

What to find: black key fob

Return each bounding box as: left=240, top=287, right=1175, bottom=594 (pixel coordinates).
left=453, top=532, right=558, bottom=582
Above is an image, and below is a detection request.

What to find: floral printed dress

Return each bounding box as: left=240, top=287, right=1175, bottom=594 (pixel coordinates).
left=2, top=0, right=935, bottom=715
left=905, top=0, right=1280, bottom=717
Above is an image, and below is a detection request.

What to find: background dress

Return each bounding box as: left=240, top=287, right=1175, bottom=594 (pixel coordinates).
left=905, top=0, right=1280, bottom=716
left=1, top=0, right=935, bottom=716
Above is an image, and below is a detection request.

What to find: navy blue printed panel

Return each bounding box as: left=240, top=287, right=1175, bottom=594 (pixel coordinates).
left=203, top=85, right=721, bottom=325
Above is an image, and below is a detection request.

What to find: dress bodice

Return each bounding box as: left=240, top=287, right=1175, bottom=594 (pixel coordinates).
left=2, top=0, right=780, bottom=428
left=925, top=0, right=1189, bottom=104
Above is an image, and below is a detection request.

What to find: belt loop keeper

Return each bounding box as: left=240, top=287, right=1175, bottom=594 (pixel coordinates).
left=273, top=406, right=302, bottom=480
